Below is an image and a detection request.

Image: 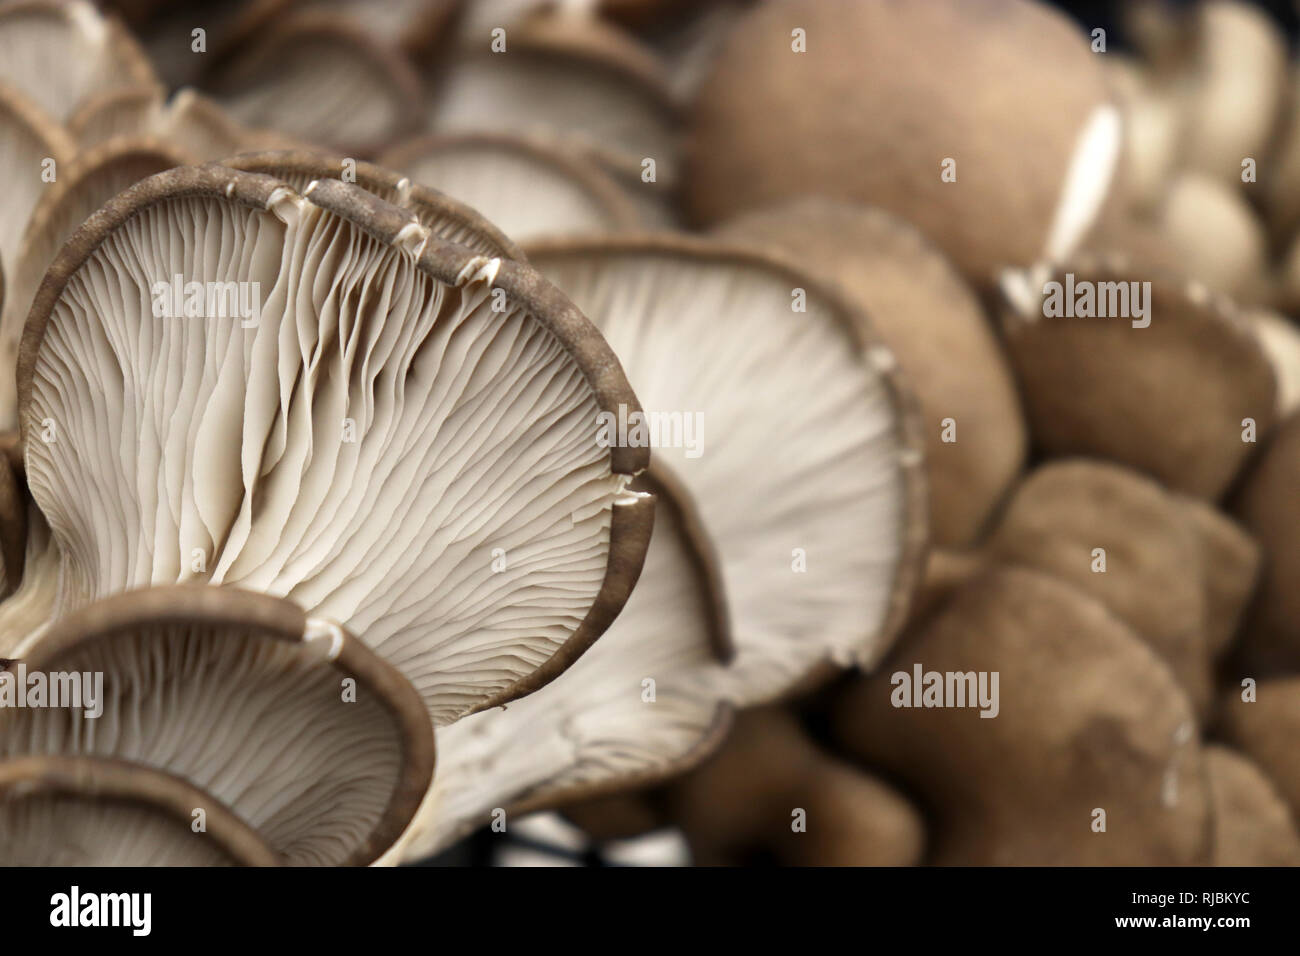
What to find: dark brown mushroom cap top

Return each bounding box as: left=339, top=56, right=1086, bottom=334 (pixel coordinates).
left=833, top=566, right=1209, bottom=866
left=527, top=233, right=926, bottom=703
left=220, top=148, right=524, bottom=259
left=686, top=0, right=1115, bottom=285
left=714, top=198, right=1026, bottom=547
left=210, top=11, right=422, bottom=155
left=0, top=0, right=156, bottom=122
left=377, top=132, right=639, bottom=242
left=1217, top=676, right=1300, bottom=829
left=385, top=468, right=734, bottom=862
left=998, top=257, right=1278, bottom=500
left=0, top=450, right=22, bottom=591
left=0, top=753, right=282, bottom=866
left=2, top=583, right=434, bottom=866
left=17, top=163, right=650, bottom=728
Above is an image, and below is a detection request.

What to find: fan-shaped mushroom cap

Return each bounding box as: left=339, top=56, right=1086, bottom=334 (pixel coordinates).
left=380, top=133, right=638, bottom=242
left=17, top=164, right=651, bottom=727
left=1172, top=493, right=1260, bottom=658
left=0, top=754, right=281, bottom=866
left=1204, top=744, right=1300, bottom=866
left=383, top=469, right=731, bottom=860
left=0, top=81, right=75, bottom=287
left=998, top=258, right=1277, bottom=499
left=222, top=149, right=523, bottom=258
left=0, top=136, right=199, bottom=431
left=0, top=583, right=434, bottom=865
left=65, top=82, right=165, bottom=148
left=211, top=13, right=422, bottom=155
left=686, top=0, right=1121, bottom=288
left=1244, top=310, right=1300, bottom=418
left=0, top=505, right=59, bottom=652
left=528, top=235, right=926, bottom=701
left=714, top=199, right=1025, bottom=546
left=832, top=566, right=1209, bottom=865
left=1230, top=412, right=1300, bottom=672
left=0, top=0, right=155, bottom=122
left=1217, top=677, right=1300, bottom=826
left=431, top=12, right=680, bottom=185
left=987, top=460, right=1213, bottom=714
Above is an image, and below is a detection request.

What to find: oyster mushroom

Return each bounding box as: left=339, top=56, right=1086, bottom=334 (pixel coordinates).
left=431, top=12, right=681, bottom=188
left=833, top=566, right=1209, bottom=865
left=998, top=257, right=1278, bottom=499
left=210, top=12, right=422, bottom=154
left=17, top=164, right=651, bottom=728
left=222, top=0, right=461, bottom=61
left=1203, top=744, right=1300, bottom=866
left=380, top=133, right=638, bottom=241
left=0, top=81, right=75, bottom=289
left=384, top=468, right=732, bottom=860
left=1217, top=677, right=1300, bottom=826
left=0, top=450, right=22, bottom=595
left=0, top=136, right=199, bottom=432
left=528, top=234, right=926, bottom=703
left=0, top=583, right=434, bottom=865
left=685, top=0, right=1121, bottom=289
left=714, top=199, right=1025, bottom=546
left=221, top=149, right=523, bottom=258
left=1230, top=411, right=1300, bottom=673
left=0, top=754, right=281, bottom=866
left=0, top=0, right=155, bottom=123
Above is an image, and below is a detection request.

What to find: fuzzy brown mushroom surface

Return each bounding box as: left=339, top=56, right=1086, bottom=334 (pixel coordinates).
left=17, top=164, right=650, bottom=727
left=998, top=258, right=1277, bottom=499
left=0, top=754, right=282, bottom=866
left=1204, top=745, right=1300, bottom=866
left=528, top=234, right=926, bottom=703
left=686, top=0, right=1121, bottom=288
left=833, top=566, right=1209, bottom=866
left=1217, top=677, right=1300, bottom=827
left=0, top=584, right=434, bottom=865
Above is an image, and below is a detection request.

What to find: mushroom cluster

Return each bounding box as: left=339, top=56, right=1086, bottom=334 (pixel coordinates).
left=0, top=0, right=1295, bottom=868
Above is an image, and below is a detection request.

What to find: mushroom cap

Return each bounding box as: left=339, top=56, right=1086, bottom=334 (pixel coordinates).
left=0, top=754, right=281, bottom=866
left=1155, top=172, right=1268, bottom=301
left=833, top=566, right=1209, bottom=865
left=1204, top=744, right=1300, bottom=867
left=986, top=459, right=1213, bottom=714
left=384, top=471, right=732, bottom=860
left=0, top=0, right=155, bottom=122
left=686, top=0, right=1118, bottom=286
left=998, top=257, right=1277, bottom=499
left=65, top=82, right=165, bottom=148
left=0, top=135, right=198, bottom=431
left=714, top=198, right=1026, bottom=546
left=1217, top=676, right=1300, bottom=828
left=1, top=583, right=434, bottom=865
left=0, top=80, right=76, bottom=286
left=17, top=163, right=651, bottom=727
left=431, top=12, right=680, bottom=183
left=0, top=449, right=23, bottom=594
left=528, top=233, right=926, bottom=700
left=221, top=0, right=461, bottom=60
left=666, top=706, right=926, bottom=867
left=1172, top=492, right=1259, bottom=659
left=379, top=132, right=639, bottom=242
left=222, top=148, right=524, bottom=259
left=210, top=12, right=423, bottom=155
left=1230, top=411, right=1300, bottom=673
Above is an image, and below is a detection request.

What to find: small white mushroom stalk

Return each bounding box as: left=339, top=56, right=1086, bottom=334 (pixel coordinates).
left=0, top=0, right=155, bottom=123
left=0, top=584, right=433, bottom=866
left=529, top=237, right=925, bottom=705
left=0, top=754, right=282, bottom=866
left=380, top=133, right=638, bottom=242
left=18, top=165, right=651, bottom=728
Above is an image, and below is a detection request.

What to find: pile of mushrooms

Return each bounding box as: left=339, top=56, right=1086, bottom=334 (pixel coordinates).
left=0, top=0, right=1295, bottom=868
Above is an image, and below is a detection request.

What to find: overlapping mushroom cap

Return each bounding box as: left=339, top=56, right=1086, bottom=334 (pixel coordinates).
left=17, top=163, right=652, bottom=729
